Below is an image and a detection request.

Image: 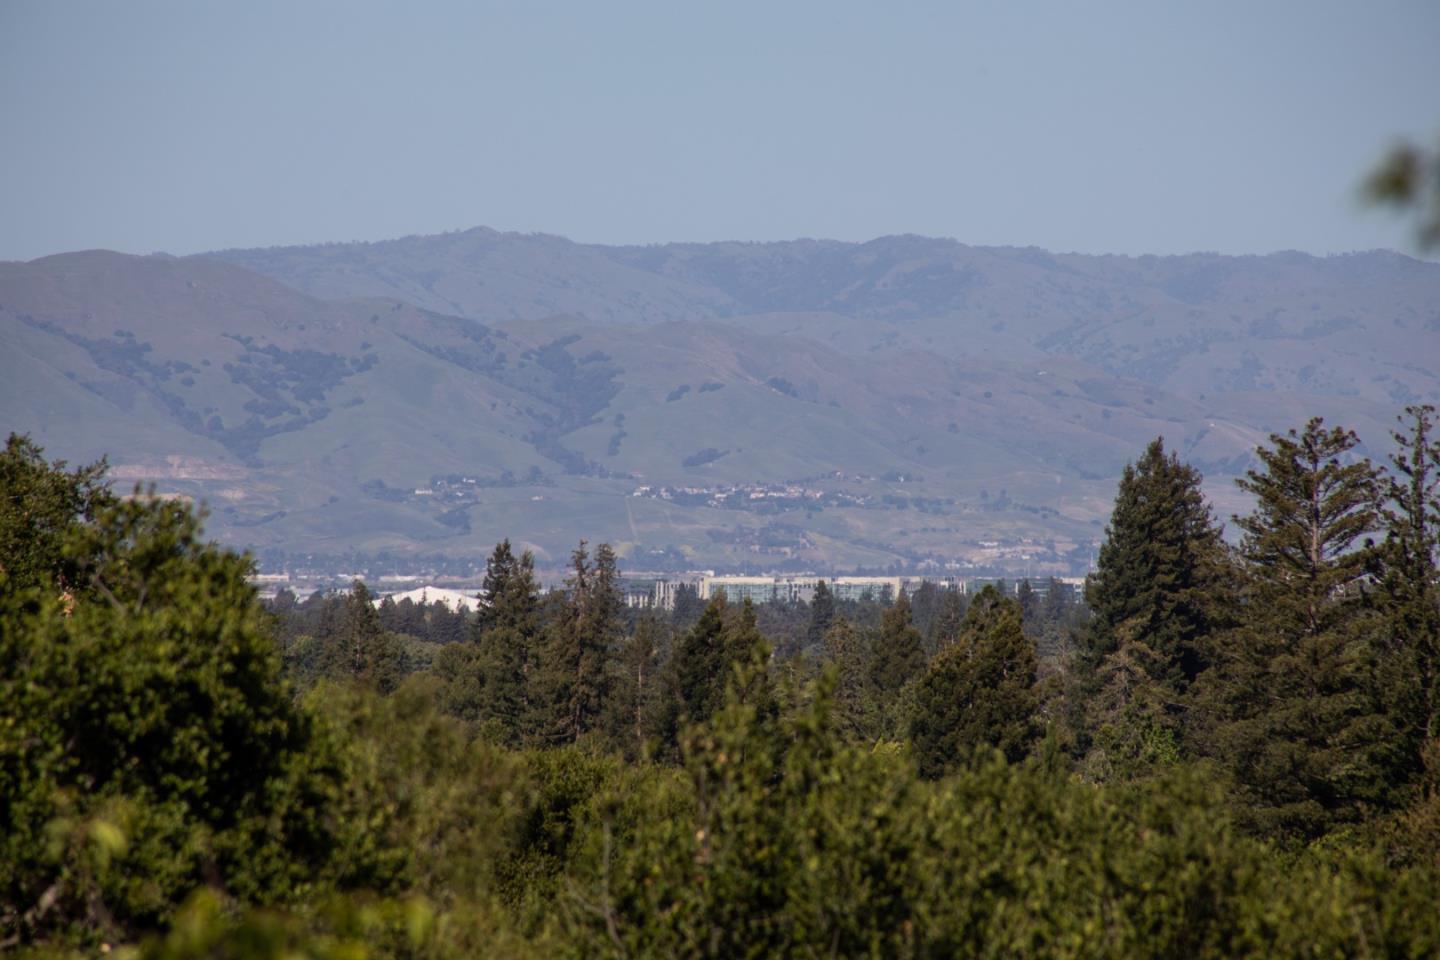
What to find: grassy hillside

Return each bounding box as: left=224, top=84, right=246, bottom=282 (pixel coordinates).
left=4, top=239, right=1433, bottom=573
left=211, top=231, right=1440, bottom=409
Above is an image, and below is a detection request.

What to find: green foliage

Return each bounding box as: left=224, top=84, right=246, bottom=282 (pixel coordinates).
left=534, top=541, right=621, bottom=746
left=1366, top=134, right=1440, bottom=249
left=9, top=425, right=1440, bottom=956
left=1084, top=437, right=1230, bottom=693
left=604, top=613, right=665, bottom=759
left=0, top=434, right=113, bottom=602
left=821, top=618, right=878, bottom=740
left=911, top=586, right=1039, bottom=778
left=928, top=586, right=967, bottom=653
left=1233, top=418, right=1380, bottom=639
left=654, top=594, right=728, bottom=755
left=868, top=590, right=926, bottom=695
left=0, top=478, right=372, bottom=946
left=1082, top=638, right=1183, bottom=783
left=319, top=581, right=405, bottom=694
left=1198, top=418, right=1396, bottom=841
left=443, top=540, right=541, bottom=742
left=570, top=666, right=1440, bottom=958
left=1376, top=405, right=1440, bottom=761
left=805, top=578, right=834, bottom=651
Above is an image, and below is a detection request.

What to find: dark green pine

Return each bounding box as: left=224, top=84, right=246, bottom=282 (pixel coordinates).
left=868, top=591, right=927, bottom=695
left=910, top=586, right=1039, bottom=778
left=1202, top=418, right=1394, bottom=841
left=1084, top=437, right=1230, bottom=693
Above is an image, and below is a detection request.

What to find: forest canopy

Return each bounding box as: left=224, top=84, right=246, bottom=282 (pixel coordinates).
left=3, top=409, right=1440, bottom=957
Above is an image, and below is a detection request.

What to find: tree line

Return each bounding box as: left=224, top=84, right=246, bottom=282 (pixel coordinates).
left=2, top=407, right=1438, bottom=956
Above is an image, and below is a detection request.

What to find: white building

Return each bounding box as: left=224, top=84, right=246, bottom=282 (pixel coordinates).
left=376, top=585, right=482, bottom=614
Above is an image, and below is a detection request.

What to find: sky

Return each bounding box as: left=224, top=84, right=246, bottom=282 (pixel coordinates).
left=1, top=0, right=1437, bottom=262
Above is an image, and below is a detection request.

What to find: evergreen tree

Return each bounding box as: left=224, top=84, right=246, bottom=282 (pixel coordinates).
left=429, top=601, right=468, bottom=645
left=723, top=598, right=777, bottom=721
left=325, top=581, right=403, bottom=693
left=671, top=582, right=704, bottom=632
left=910, top=586, right=1039, bottom=778
left=1083, top=438, right=1230, bottom=693
left=608, top=613, right=666, bottom=758
left=1017, top=579, right=1040, bottom=638
left=538, top=541, right=621, bottom=745
left=477, top=538, right=517, bottom=629
left=909, top=580, right=942, bottom=646
left=653, top=593, right=729, bottom=755
left=821, top=617, right=875, bottom=740
left=1083, top=638, right=1183, bottom=783
left=447, top=539, right=542, bottom=740
left=929, top=588, right=967, bottom=654
left=1233, top=419, right=1380, bottom=635
left=1201, top=418, right=1393, bottom=840
left=868, top=591, right=926, bottom=695
left=1037, top=577, right=1078, bottom=660
left=806, top=579, right=836, bottom=651
left=376, top=594, right=401, bottom=633
left=1378, top=405, right=1440, bottom=749
left=1042, top=577, right=1071, bottom=626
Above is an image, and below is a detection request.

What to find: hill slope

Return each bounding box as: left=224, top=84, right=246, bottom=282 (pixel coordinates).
left=211, top=231, right=1440, bottom=409
left=5, top=236, right=1434, bottom=574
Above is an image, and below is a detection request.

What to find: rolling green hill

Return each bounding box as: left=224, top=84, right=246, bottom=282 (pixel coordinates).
left=4, top=235, right=1435, bottom=574
left=213, top=231, right=1440, bottom=409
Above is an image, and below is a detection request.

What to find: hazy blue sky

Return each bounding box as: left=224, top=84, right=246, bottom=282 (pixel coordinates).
left=1, top=0, right=1436, bottom=261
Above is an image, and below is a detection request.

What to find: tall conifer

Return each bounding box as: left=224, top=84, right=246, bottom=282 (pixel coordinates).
left=1083, top=438, right=1229, bottom=693
left=806, top=579, right=836, bottom=651
left=1201, top=418, right=1393, bottom=840
left=868, top=591, right=926, bottom=695
left=538, top=541, right=621, bottom=744
left=326, top=580, right=402, bottom=693
left=463, top=539, right=541, bottom=741
left=910, top=586, right=1039, bottom=778
left=1378, top=405, right=1440, bottom=749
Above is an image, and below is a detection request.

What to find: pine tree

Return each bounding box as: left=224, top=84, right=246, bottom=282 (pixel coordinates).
left=653, top=593, right=729, bottom=756
left=909, top=580, right=942, bottom=646
left=1037, top=576, right=1077, bottom=660
left=929, top=588, right=967, bottom=654
left=1378, top=405, right=1440, bottom=747
left=1016, top=579, right=1040, bottom=638
left=671, top=582, right=704, bottom=632
left=910, top=586, right=1039, bottom=778
left=456, top=539, right=542, bottom=741
left=608, top=613, right=666, bottom=758
left=806, top=579, right=836, bottom=651
left=723, top=598, right=777, bottom=719
left=477, top=538, right=518, bottom=630
left=821, top=617, right=875, bottom=740
left=326, top=580, right=403, bottom=693
left=1083, top=638, right=1183, bottom=782
left=1200, top=418, right=1393, bottom=840
left=1083, top=438, right=1230, bottom=693
left=868, top=591, right=927, bottom=695
left=538, top=541, right=621, bottom=745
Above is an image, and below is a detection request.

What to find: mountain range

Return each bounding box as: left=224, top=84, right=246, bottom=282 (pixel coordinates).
left=3, top=229, right=1437, bottom=575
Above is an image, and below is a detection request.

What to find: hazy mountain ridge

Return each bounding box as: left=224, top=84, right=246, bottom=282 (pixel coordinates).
left=4, top=234, right=1436, bottom=572
left=209, top=230, right=1440, bottom=409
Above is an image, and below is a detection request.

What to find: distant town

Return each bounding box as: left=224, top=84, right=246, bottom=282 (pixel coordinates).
left=249, top=570, right=1088, bottom=612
